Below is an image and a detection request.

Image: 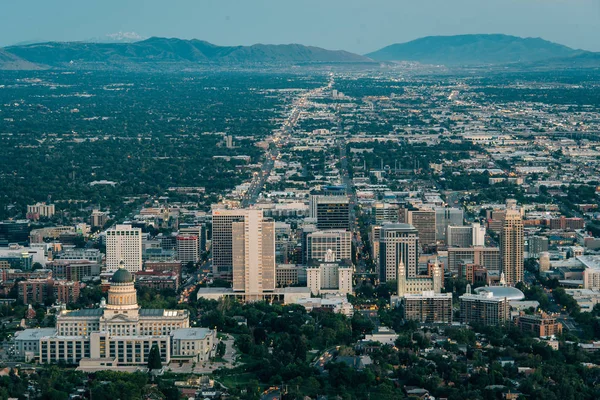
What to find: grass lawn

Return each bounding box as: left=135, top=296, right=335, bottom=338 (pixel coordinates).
left=218, top=372, right=258, bottom=389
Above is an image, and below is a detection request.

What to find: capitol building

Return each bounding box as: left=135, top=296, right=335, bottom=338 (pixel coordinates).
left=16, top=263, right=216, bottom=368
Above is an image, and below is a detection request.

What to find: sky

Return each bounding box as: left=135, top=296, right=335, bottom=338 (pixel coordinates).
left=2, top=0, right=600, bottom=53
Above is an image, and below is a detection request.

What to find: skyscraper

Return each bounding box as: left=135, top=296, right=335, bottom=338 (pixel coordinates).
left=306, top=230, right=352, bottom=263
left=446, top=225, right=473, bottom=248
left=501, top=200, right=524, bottom=285
left=106, top=224, right=142, bottom=273
left=211, top=209, right=248, bottom=279
left=379, top=224, right=419, bottom=282
left=435, top=207, right=463, bottom=241
left=373, top=202, right=400, bottom=225
left=407, top=209, right=436, bottom=248
left=232, top=210, right=275, bottom=300
left=471, top=222, right=486, bottom=247
left=176, top=235, right=199, bottom=264
left=314, top=196, right=350, bottom=230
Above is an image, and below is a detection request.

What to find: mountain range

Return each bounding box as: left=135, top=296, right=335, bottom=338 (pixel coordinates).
left=1, top=37, right=369, bottom=69
left=0, top=34, right=598, bottom=70
left=365, top=34, right=584, bottom=65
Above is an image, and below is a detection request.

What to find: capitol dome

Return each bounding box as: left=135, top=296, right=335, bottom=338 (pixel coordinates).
left=111, top=268, right=133, bottom=284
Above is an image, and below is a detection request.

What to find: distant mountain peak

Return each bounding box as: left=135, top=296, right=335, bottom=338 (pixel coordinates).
left=87, top=31, right=146, bottom=43
left=366, top=34, right=584, bottom=66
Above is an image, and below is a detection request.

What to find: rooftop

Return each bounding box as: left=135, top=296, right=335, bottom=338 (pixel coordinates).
left=15, top=328, right=56, bottom=341
left=64, top=308, right=104, bottom=317
left=171, top=328, right=213, bottom=340
left=474, top=286, right=525, bottom=301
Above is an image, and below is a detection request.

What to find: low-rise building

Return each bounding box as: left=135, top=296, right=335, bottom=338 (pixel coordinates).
left=515, top=312, right=563, bottom=337
left=135, top=270, right=179, bottom=291
left=18, top=279, right=80, bottom=304
left=171, top=328, right=217, bottom=362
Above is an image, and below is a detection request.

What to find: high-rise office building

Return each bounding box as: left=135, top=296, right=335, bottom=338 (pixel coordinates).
left=407, top=209, right=436, bottom=248
left=435, top=207, right=463, bottom=241
left=179, top=225, right=206, bottom=253
left=211, top=209, right=248, bottom=278
left=0, top=220, right=31, bottom=246
left=446, top=225, right=473, bottom=248
left=527, top=236, right=549, bottom=258
left=306, top=230, right=352, bottom=263
left=373, top=202, right=399, bottom=225
left=379, top=224, right=419, bottom=282
left=371, top=225, right=382, bottom=276
left=106, top=224, right=142, bottom=273
left=231, top=210, right=275, bottom=300
left=314, top=196, right=350, bottom=230
left=472, top=222, right=486, bottom=247
left=176, top=235, right=199, bottom=264
left=447, top=247, right=500, bottom=274
left=501, top=200, right=524, bottom=285
left=300, top=224, right=318, bottom=265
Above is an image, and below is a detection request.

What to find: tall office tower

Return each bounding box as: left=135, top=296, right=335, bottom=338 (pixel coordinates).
left=106, top=224, right=142, bottom=273
left=275, top=222, right=293, bottom=264
left=472, top=222, right=486, bottom=247
left=379, top=224, right=419, bottom=282
left=435, top=207, right=463, bottom=241
left=372, top=202, right=399, bottom=225
left=308, top=195, right=319, bottom=219
left=306, top=230, right=352, bottom=263
left=211, top=209, right=248, bottom=279
left=487, top=209, right=507, bottom=234
left=231, top=210, right=275, bottom=300
left=527, top=236, right=549, bottom=258
left=315, top=196, right=350, bottom=230
left=447, top=247, right=501, bottom=274
left=446, top=225, right=473, bottom=248
left=407, top=209, right=436, bottom=248
left=176, top=235, right=199, bottom=264
left=501, top=200, right=524, bottom=285
left=371, top=225, right=382, bottom=276
left=179, top=225, right=206, bottom=253
left=300, top=224, right=317, bottom=265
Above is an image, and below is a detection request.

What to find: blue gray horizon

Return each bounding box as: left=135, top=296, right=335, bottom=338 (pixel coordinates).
left=2, top=0, right=600, bottom=53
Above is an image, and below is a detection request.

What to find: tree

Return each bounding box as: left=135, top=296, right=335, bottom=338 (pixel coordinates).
left=147, top=344, right=162, bottom=370
left=32, top=262, right=43, bottom=271
left=216, top=341, right=226, bottom=358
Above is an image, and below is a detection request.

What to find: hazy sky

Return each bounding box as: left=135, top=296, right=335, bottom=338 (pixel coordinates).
left=3, top=0, right=600, bottom=53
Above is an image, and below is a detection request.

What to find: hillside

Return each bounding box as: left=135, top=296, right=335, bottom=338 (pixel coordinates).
left=3, top=37, right=370, bottom=68
left=0, top=48, right=42, bottom=70
left=366, top=34, right=584, bottom=65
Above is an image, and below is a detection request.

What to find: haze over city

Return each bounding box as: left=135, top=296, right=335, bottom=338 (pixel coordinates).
left=2, top=0, right=600, bottom=52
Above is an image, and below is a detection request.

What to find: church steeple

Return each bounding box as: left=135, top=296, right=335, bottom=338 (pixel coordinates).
left=397, top=260, right=407, bottom=297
